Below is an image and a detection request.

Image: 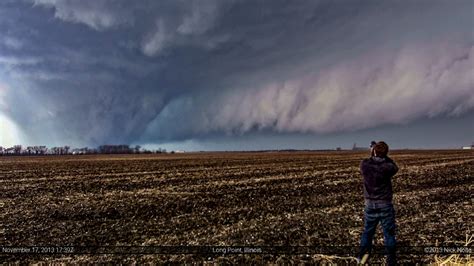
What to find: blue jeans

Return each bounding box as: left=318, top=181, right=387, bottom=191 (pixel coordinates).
left=358, top=202, right=397, bottom=265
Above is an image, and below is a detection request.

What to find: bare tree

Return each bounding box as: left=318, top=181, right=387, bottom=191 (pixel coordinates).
left=13, top=145, right=22, bottom=155
left=134, top=145, right=141, bottom=154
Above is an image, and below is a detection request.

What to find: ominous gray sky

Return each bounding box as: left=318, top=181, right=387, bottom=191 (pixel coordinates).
left=0, top=0, right=473, bottom=150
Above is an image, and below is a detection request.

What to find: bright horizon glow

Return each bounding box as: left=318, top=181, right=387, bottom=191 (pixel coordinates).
left=0, top=112, right=24, bottom=147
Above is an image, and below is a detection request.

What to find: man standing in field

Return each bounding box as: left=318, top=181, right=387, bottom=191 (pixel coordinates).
left=357, top=141, right=399, bottom=265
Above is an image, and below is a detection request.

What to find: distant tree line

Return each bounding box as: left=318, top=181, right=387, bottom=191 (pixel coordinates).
left=0, top=144, right=169, bottom=156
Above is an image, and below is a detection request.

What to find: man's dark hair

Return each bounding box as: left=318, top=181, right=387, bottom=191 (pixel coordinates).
left=374, top=141, right=389, bottom=157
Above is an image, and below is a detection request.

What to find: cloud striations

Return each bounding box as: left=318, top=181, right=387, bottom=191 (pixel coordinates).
left=0, top=0, right=472, bottom=147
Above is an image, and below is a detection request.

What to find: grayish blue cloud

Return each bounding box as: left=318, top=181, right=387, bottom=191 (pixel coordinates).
left=0, top=0, right=472, bottom=148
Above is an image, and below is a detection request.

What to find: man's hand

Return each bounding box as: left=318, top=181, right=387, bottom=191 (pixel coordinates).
left=386, top=158, right=399, bottom=176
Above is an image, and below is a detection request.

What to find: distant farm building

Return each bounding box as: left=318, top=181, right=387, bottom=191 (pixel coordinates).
left=72, top=148, right=93, bottom=155
left=25, top=146, right=48, bottom=155
left=4, top=147, right=16, bottom=155
left=462, top=143, right=474, bottom=150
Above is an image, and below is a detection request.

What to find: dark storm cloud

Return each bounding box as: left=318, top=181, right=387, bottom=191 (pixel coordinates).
left=0, top=0, right=472, bottom=146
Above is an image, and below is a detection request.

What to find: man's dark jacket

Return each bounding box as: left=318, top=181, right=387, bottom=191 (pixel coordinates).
left=360, top=156, right=399, bottom=203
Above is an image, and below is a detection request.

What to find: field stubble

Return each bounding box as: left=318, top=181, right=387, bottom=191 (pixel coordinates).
left=0, top=150, right=473, bottom=263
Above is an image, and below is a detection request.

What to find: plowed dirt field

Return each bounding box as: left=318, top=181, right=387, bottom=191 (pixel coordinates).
left=1, top=150, right=473, bottom=263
